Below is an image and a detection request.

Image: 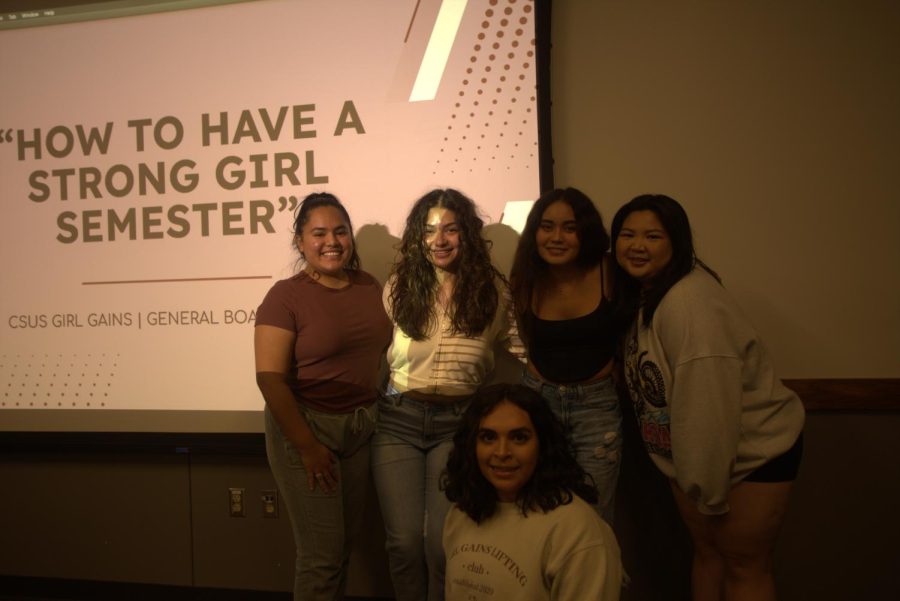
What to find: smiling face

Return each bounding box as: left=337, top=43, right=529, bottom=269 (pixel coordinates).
left=424, top=206, right=461, bottom=273
left=615, top=209, right=673, bottom=288
left=535, top=200, right=580, bottom=267
left=296, top=206, right=353, bottom=281
left=476, top=400, right=539, bottom=502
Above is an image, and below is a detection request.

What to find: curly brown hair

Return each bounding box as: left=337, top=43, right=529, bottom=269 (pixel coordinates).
left=389, top=189, right=502, bottom=340
left=442, top=383, right=599, bottom=523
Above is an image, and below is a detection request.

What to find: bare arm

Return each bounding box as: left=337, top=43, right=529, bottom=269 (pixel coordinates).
left=255, top=325, right=338, bottom=492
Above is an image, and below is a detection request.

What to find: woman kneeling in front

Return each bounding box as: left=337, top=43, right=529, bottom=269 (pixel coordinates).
left=442, top=383, right=622, bottom=601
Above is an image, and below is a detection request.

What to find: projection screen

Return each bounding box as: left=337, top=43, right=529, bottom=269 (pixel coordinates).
left=0, top=0, right=550, bottom=434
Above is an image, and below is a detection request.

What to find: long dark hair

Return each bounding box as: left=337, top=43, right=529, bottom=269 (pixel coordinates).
left=610, top=194, right=718, bottom=327
left=443, top=383, right=598, bottom=523
left=509, top=187, right=610, bottom=343
left=389, top=189, right=501, bottom=340
left=293, top=192, right=360, bottom=271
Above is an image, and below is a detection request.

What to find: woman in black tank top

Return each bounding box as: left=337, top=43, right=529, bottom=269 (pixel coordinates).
left=510, top=187, right=623, bottom=522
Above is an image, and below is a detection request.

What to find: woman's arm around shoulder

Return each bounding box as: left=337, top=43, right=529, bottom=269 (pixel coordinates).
left=381, top=273, right=397, bottom=318
left=497, top=278, right=527, bottom=362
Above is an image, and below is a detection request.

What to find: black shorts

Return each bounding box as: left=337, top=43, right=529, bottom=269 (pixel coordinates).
left=744, top=433, right=804, bottom=483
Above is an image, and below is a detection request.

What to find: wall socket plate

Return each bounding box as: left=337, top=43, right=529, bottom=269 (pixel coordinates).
left=228, top=487, right=245, bottom=517
left=261, top=489, right=278, bottom=518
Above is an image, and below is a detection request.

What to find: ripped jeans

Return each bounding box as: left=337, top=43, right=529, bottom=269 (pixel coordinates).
left=523, top=370, right=622, bottom=523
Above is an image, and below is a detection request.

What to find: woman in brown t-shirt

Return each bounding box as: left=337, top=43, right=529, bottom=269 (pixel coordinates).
left=255, top=192, right=391, bottom=601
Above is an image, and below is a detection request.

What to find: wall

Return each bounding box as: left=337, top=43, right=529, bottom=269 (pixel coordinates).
left=2, top=1, right=899, bottom=599
left=550, top=0, right=900, bottom=378
left=0, top=449, right=394, bottom=597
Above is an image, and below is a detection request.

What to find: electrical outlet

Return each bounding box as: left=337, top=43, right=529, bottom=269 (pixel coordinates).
left=261, top=489, right=279, bottom=518
left=229, top=487, right=245, bottom=517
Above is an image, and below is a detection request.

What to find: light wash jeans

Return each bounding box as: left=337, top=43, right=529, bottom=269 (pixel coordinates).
left=522, top=370, right=622, bottom=523
left=265, top=403, right=375, bottom=601
left=370, top=389, right=469, bottom=601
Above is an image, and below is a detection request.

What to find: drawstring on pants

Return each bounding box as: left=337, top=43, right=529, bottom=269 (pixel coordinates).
left=350, top=405, right=372, bottom=435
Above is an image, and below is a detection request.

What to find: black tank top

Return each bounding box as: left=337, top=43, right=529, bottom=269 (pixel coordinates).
left=527, top=269, right=618, bottom=383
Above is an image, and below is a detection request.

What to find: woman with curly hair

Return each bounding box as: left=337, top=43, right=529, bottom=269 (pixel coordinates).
left=509, top=187, right=623, bottom=522
left=442, top=383, right=622, bottom=601
left=372, top=188, right=522, bottom=601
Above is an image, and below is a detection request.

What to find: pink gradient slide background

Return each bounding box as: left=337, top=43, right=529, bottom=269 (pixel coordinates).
left=0, top=0, right=539, bottom=414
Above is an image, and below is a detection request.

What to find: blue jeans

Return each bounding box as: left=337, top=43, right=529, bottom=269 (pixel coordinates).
left=370, top=389, right=468, bottom=601
left=265, top=404, right=375, bottom=601
left=523, top=370, right=622, bottom=523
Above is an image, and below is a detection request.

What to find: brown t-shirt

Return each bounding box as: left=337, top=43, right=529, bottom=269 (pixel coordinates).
left=256, top=270, right=391, bottom=413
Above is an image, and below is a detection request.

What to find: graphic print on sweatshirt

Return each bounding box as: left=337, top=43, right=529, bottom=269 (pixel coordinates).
left=624, top=329, right=672, bottom=457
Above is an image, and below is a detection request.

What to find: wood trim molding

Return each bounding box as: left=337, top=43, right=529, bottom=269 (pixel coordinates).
left=783, top=378, right=900, bottom=411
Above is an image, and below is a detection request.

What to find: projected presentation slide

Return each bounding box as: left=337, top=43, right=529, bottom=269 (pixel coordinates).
left=0, top=0, right=542, bottom=430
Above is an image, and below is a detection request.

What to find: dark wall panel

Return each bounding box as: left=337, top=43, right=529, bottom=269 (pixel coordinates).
left=0, top=453, right=192, bottom=585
